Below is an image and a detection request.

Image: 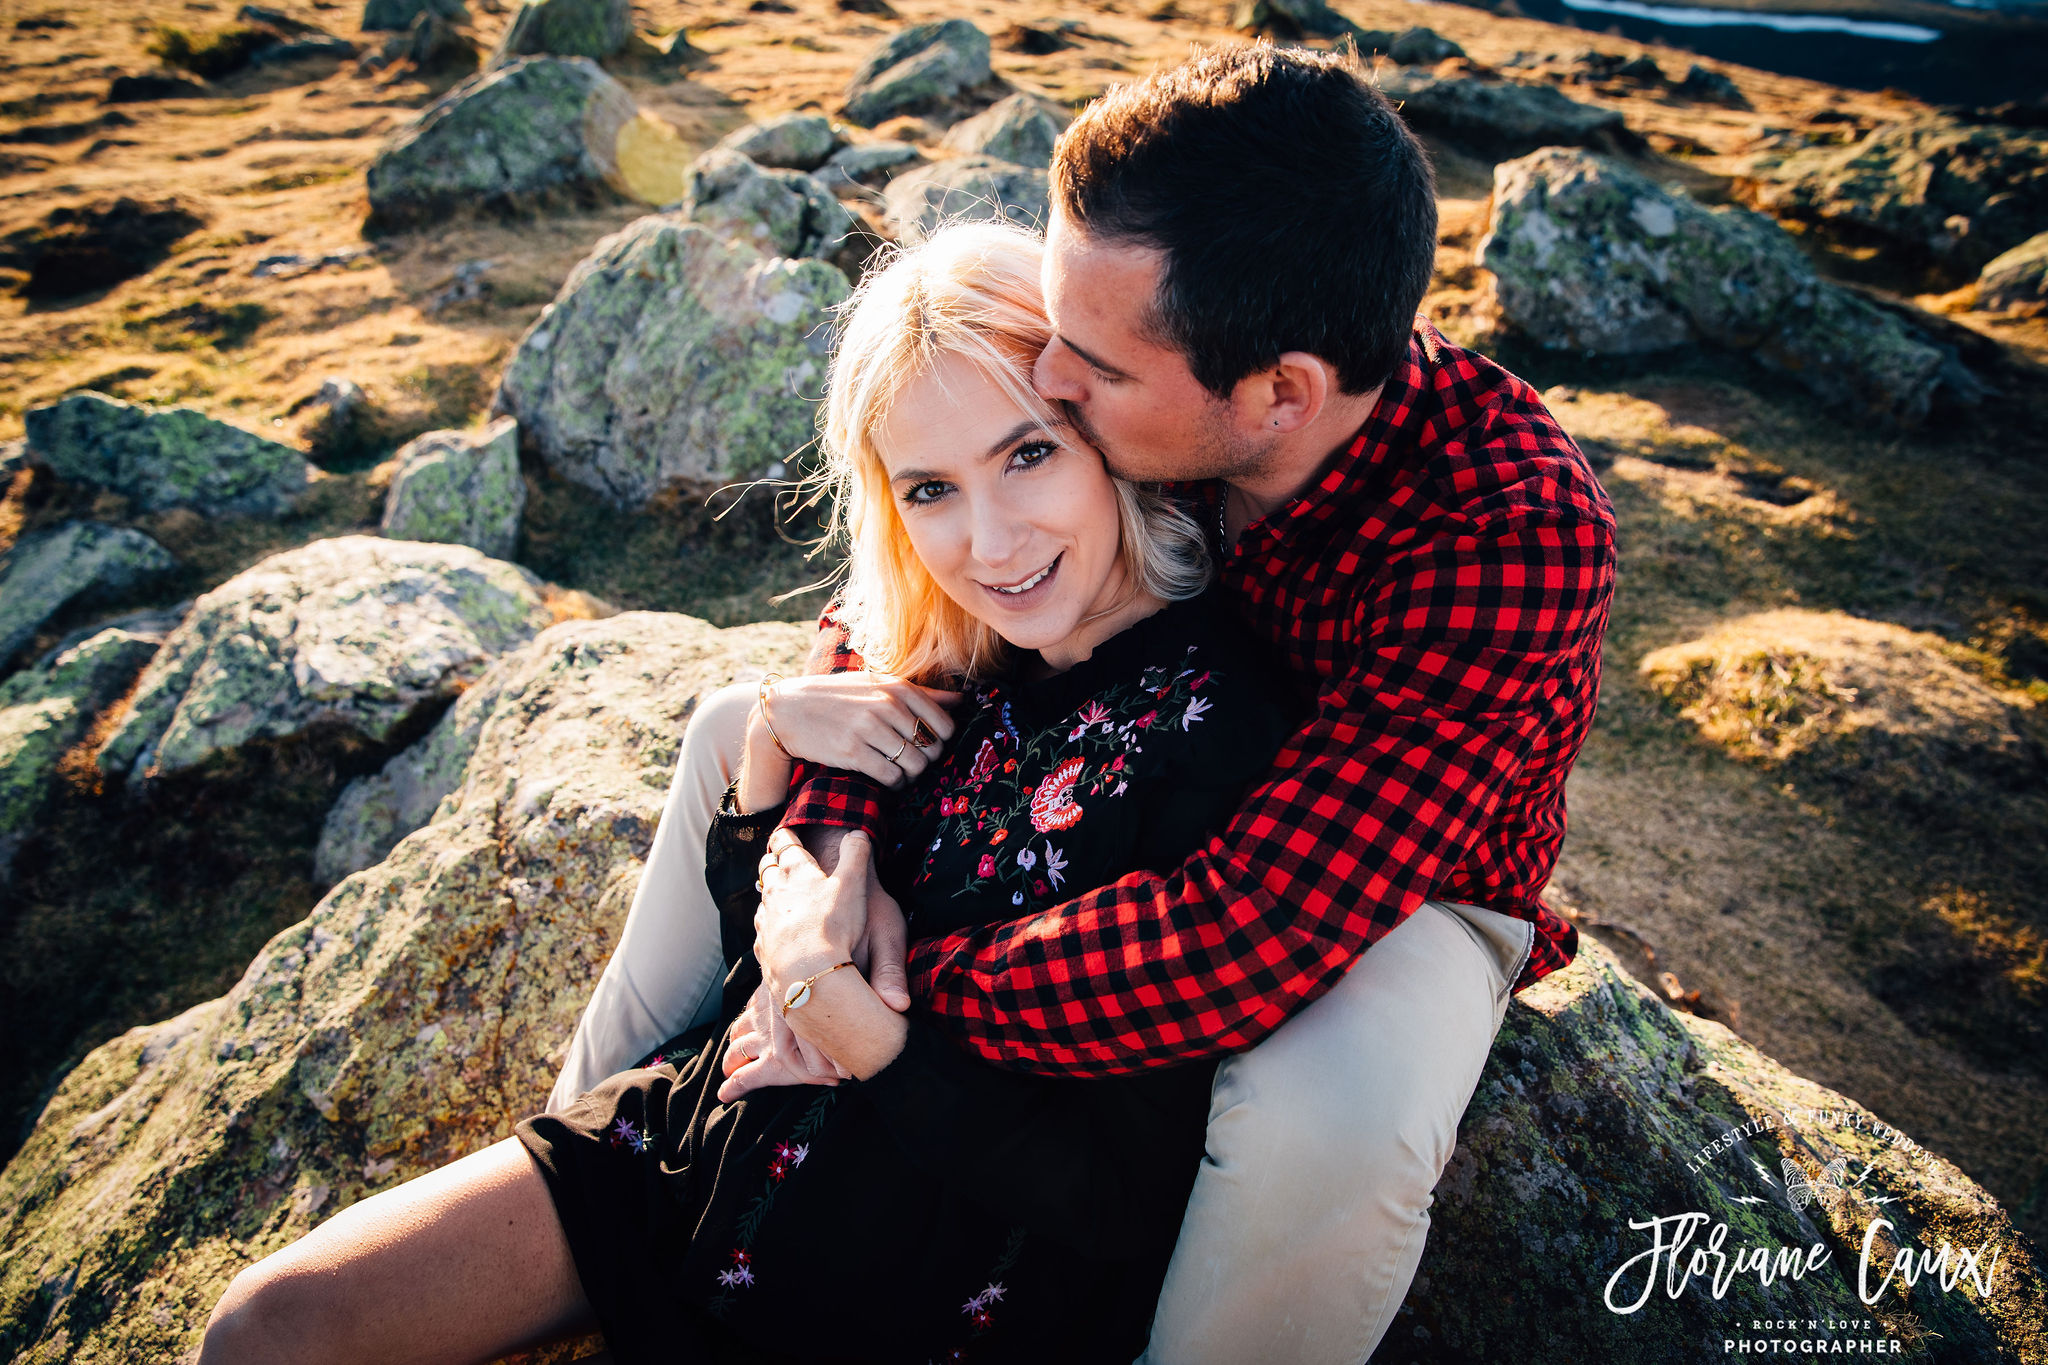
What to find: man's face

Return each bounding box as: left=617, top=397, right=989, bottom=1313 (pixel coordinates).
left=1033, top=209, right=1267, bottom=485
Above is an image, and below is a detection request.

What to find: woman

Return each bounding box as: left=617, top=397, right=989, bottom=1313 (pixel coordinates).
left=199, top=221, right=1299, bottom=1365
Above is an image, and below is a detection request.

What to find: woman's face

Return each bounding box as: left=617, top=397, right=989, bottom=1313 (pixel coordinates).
left=874, top=351, right=1132, bottom=663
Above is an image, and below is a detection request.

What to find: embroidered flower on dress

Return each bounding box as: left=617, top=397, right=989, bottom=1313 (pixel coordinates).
left=968, top=739, right=999, bottom=786
left=976, top=854, right=996, bottom=878
left=1028, top=757, right=1087, bottom=833
left=1182, top=696, right=1212, bottom=729
left=1043, top=845, right=1068, bottom=890
left=1016, top=849, right=1036, bottom=870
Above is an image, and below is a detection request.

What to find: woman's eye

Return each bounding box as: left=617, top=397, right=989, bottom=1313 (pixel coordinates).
left=903, top=480, right=950, bottom=505
left=1011, top=440, right=1059, bottom=469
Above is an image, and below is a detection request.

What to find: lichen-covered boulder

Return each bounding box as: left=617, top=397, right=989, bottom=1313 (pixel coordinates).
left=1231, top=0, right=1365, bottom=40
left=363, top=56, right=639, bottom=232
left=939, top=92, right=1066, bottom=167
left=840, top=19, right=991, bottom=128
left=1478, top=148, right=1962, bottom=427
left=362, top=0, right=468, bottom=31
left=681, top=148, right=858, bottom=262
left=0, top=520, right=176, bottom=665
left=1744, top=116, right=2048, bottom=274
left=1396, top=935, right=2045, bottom=1360
left=0, top=613, right=808, bottom=1362
left=494, top=215, right=848, bottom=508
left=0, top=625, right=165, bottom=878
left=712, top=113, right=845, bottom=172
left=24, top=393, right=309, bottom=519
left=816, top=138, right=923, bottom=195
left=1379, top=69, right=1631, bottom=157
left=883, top=155, right=1051, bottom=242
left=489, top=0, right=630, bottom=64
left=378, top=417, right=527, bottom=560
left=1976, top=230, right=2048, bottom=313
left=94, top=535, right=553, bottom=783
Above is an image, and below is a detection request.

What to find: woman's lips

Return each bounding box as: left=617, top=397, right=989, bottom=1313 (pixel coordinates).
left=978, top=552, right=1062, bottom=609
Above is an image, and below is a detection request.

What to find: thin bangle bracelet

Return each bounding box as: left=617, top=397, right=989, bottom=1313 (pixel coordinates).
left=757, top=673, right=794, bottom=760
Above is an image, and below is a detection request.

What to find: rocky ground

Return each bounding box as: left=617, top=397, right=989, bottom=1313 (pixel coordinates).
left=0, top=0, right=2044, bottom=1359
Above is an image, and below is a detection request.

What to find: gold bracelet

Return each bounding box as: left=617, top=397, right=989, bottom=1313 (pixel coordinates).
left=781, top=960, right=856, bottom=1015
left=757, top=673, right=794, bottom=760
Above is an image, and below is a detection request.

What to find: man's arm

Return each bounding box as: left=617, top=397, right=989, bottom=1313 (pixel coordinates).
left=899, top=505, right=1615, bottom=1077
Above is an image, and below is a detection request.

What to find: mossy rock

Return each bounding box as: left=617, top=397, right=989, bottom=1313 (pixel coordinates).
left=840, top=19, right=991, bottom=128
left=23, top=392, right=309, bottom=519
left=712, top=113, right=845, bottom=173
left=1478, top=148, right=1960, bottom=427
left=1976, top=231, right=2048, bottom=313
left=363, top=55, right=640, bottom=232
left=682, top=148, right=859, bottom=262
left=94, top=535, right=554, bottom=784
left=938, top=92, right=1067, bottom=169
left=378, top=417, right=526, bottom=560
left=882, top=155, right=1051, bottom=242
left=0, top=521, right=176, bottom=666
left=494, top=215, right=848, bottom=508
left=1378, top=70, right=1630, bottom=158
left=489, top=0, right=630, bottom=65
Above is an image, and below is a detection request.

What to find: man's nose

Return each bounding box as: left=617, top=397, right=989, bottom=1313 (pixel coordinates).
left=1033, top=337, right=1087, bottom=403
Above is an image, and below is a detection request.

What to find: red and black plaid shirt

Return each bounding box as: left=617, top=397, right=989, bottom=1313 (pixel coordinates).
left=785, top=319, right=1616, bottom=1076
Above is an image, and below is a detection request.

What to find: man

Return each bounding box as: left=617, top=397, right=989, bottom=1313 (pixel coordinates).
left=557, top=42, right=1614, bottom=1363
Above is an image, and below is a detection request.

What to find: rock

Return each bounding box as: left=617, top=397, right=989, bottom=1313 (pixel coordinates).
left=490, top=0, right=630, bottom=64
left=1394, top=935, right=2043, bottom=1360
left=1379, top=70, right=1632, bottom=158
left=816, top=138, right=923, bottom=194
left=93, top=535, right=553, bottom=783
left=1976, top=230, right=2048, bottom=312
left=0, top=521, right=176, bottom=666
left=104, top=70, right=209, bottom=101
left=0, top=626, right=165, bottom=878
left=13, top=195, right=207, bottom=300
left=291, top=376, right=372, bottom=464
left=840, top=19, right=991, bottom=128
left=1616, top=54, right=1664, bottom=84
left=24, top=392, right=311, bottom=518
left=246, top=34, right=357, bottom=66
left=361, top=0, right=467, bottom=31
left=378, top=417, right=526, bottom=559
left=9, top=768, right=2044, bottom=1363
left=381, top=12, right=479, bottom=76
left=494, top=215, right=848, bottom=508
left=0, top=613, right=809, bottom=1362
left=363, top=56, right=640, bottom=232
left=1678, top=62, right=1745, bottom=105
left=1745, top=116, right=2048, bottom=274
left=1387, top=25, right=1465, bottom=65
left=681, top=148, right=858, bottom=262
left=712, top=113, right=844, bottom=172
left=939, top=91, right=1066, bottom=167
left=1230, top=0, right=1363, bottom=40
left=995, top=22, right=1073, bottom=54
left=882, top=155, right=1051, bottom=242
left=1477, top=148, right=1962, bottom=426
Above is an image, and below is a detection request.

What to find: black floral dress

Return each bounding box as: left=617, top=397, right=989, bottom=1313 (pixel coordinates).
left=516, top=590, right=1301, bottom=1365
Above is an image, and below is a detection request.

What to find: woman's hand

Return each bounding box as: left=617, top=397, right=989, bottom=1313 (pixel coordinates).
left=719, top=980, right=846, bottom=1102
left=759, top=671, right=963, bottom=790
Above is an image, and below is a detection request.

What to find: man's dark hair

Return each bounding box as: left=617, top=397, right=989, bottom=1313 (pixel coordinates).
left=1050, top=43, right=1438, bottom=397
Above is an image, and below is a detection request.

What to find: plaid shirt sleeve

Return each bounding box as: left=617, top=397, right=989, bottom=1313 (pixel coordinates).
left=899, top=489, right=1614, bottom=1076
left=779, top=602, right=892, bottom=838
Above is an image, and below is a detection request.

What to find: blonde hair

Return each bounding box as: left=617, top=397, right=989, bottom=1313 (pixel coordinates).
left=813, top=219, right=1210, bottom=685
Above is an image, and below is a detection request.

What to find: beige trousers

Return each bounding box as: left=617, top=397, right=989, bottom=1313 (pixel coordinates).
left=550, top=683, right=1535, bottom=1364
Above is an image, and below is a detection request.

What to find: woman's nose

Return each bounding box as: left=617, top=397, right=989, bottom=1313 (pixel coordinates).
left=968, top=499, right=1032, bottom=571
left=1032, top=338, right=1087, bottom=404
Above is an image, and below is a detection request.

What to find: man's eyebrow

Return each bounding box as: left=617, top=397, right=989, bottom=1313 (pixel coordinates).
left=1055, top=334, right=1133, bottom=380
left=887, top=420, right=1045, bottom=485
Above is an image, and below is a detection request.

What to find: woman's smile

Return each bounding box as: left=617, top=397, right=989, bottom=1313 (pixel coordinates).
left=979, top=552, right=1062, bottom=604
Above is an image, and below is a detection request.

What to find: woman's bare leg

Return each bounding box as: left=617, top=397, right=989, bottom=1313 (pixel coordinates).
left=199, top=1138, right=593, bottom=1365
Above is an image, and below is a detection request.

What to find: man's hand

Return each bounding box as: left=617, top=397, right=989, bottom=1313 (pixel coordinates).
left=718, top=979, right=845, bottom=1102
left=796, top=825, right=910, bottom=1012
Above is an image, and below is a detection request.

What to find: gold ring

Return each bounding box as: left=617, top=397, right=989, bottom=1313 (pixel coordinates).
left=911, top=718, right=938, bottom=749
left=888, top=734, right=909, bottom=764
left=754, top=878, right=764, bottom=893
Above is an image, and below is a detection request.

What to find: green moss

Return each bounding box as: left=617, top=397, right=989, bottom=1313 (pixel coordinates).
left=144, top=24, right=272, bottom=80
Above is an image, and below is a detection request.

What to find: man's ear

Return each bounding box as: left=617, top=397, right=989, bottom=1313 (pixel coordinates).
left=1232, top=351, right=1335, bottom=436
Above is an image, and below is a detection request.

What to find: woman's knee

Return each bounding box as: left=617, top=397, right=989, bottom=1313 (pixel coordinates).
left=200, top=1256, right=340, bottom=1365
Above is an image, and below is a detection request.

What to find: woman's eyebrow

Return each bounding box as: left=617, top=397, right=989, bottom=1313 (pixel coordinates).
left=888, top=420, right=1047, bottom=484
